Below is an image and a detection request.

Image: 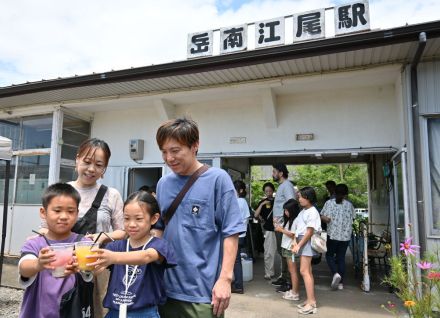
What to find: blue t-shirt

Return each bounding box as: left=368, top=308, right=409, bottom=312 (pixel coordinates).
left=103, top=237, right=176, bottom=311
left=156, top=167, right=246, bottom=303
left=19, top=233, right=90, bottom=318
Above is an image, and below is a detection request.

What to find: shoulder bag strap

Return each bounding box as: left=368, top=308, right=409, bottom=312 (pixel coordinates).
left=75, top=234, right=85, bottom=242
left=163, top=165, right=209, bottom=225
left=72, top=184, right=108, bottom=234
left=91, top=184, right=108, bottom=210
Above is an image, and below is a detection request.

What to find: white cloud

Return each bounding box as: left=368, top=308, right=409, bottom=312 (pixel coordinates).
left=0, top=0, right=439, bottom=87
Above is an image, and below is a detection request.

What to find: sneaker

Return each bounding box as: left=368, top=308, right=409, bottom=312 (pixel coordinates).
left=331, top=273, right=341, bottom=290
left=276, top=283, right=291, bottom=293
left=298, top=304, right=318, bottom=315
left=338, top=283, right=344, bottom=290
left=264, top=275, right=272, bottom=280
left=282, top=290, right=299, bottom=301
left=231, top=287, right=244, bottom=294
left=271, top=277, right=287, bottom=286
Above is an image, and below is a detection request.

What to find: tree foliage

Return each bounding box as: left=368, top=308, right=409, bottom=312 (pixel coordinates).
left=250, top=164, right=368, bottom=209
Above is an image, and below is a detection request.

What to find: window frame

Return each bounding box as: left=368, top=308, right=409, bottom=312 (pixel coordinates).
left=422, top=115, right=440, bottom=237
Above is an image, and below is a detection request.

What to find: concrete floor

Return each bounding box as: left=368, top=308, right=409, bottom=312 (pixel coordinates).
left=0, top=254, right=405, bottom=317
left=226, top=253, right=404, bottom=318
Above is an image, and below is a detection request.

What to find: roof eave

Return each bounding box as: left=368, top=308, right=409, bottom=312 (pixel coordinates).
left=1, top=20, right=440, bottom=98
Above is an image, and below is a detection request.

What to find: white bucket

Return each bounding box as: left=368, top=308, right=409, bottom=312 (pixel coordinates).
left=242, top=258, right=253, bottom=282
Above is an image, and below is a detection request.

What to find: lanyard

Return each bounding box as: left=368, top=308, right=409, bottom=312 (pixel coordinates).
left=124, top=236, right=154, bottom=296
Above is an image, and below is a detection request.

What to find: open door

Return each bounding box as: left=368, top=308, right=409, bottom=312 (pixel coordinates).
left=127, top=167, right=163, bottom=196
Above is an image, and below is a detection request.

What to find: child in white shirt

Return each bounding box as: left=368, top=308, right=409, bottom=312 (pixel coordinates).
left=274, top=199, right=301, bottom=301
left=291, top=187, right=321, bottom=315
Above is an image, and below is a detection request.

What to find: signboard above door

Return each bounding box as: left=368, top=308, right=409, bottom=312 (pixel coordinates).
left=187, top=0, right=370, bottom=59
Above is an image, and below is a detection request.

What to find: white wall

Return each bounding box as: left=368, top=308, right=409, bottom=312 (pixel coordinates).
left=91, top=84, right=402, bottom=167
left=92, top=107, right=164, bottom=165
left=1, top=204, right=41, bottom=255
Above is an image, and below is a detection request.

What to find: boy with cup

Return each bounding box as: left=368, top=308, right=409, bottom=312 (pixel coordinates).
left=19, top=183, right=93, bottom=318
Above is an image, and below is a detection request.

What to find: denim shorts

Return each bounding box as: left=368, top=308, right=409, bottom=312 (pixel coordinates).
left=282, top=247, right=300, bottom=262
left=297, top=235, right=318, bottom=257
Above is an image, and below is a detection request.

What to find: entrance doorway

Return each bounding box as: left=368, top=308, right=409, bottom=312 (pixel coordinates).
left=127, top=167, right=163, bottom=196
left=218, top=148, right=399, bottom=289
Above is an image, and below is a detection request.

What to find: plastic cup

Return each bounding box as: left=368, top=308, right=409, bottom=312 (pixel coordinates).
left=75, top=241, right=98, bottom=271
left=273, top=216, right=284, bottom=228
left=50, top=243, right=74, bottom=278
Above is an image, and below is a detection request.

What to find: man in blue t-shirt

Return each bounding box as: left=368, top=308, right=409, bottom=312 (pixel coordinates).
left=155, top=118, right=245, bottom=318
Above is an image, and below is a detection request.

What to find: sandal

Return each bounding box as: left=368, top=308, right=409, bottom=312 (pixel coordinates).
left=297, top=302, right=307, bottom=309
left=298, top=304, right=317, bottom=315
left=297, top=302, right=315, bottom=309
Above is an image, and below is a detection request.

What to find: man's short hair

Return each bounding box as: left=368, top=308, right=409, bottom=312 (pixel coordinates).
left=156, top=118, right=199, bottom=149
left=42, top=183, right=81, bottom=209
left=325, top=180, right=336, bottom=188
left=272, top=163, right=289, bottom=178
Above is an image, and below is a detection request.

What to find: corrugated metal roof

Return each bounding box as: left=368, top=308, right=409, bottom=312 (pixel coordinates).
left=1, top=21, right=440, bottom=109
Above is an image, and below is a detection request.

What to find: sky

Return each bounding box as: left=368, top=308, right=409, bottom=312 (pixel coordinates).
left=0, top=0, right=439, bottom=87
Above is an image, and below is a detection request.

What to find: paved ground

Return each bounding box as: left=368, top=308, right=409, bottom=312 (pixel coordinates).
left=226, top=253, right=404, bottom=318
left=0, top=254, right=405, bottom=317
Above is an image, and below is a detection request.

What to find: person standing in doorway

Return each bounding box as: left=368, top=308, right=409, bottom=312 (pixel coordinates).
left=292, top=187, right=321, bottom=315
left=232, top=180, right=250, bottom=294
left=254, top=182, right=276, bottom=280
left=324, top=181, right=336, bottom=202
left=321, top=183, right=355, bottom=291
left=155, top=118, right=245, bottom=318
left=271, top=163, right=296, bottom=291
left=321, top=180, right=336, bottom=232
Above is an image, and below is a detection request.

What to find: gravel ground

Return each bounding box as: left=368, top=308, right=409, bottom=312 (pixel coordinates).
left=0, top=286, right=22, bottom=318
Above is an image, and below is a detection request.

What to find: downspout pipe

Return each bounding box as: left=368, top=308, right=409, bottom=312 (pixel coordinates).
left=410, top=32, right=427, bottom=253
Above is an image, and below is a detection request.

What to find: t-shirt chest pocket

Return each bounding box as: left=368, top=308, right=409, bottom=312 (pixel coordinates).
left=181, top=199, right=211, bottom=229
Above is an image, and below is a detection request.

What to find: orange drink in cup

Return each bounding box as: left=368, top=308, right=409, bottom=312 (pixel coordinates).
left=75, top=241, right=98, bottom=271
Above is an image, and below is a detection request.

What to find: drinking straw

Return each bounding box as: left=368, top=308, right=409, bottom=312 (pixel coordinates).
left=103, top=232, right=115, bottom=242
left=32, top=230, right=51, bottom=246
left=92, top=232, right=104, bottom=248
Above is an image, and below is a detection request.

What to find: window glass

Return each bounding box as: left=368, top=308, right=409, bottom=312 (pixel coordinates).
left=15, top=155, right=49, bottom=204
left=22, top=116, right=52, bottom=149
left=61, top=115, right=90, bottom=161
left=0, top=119, right=20, bottom=150
left=428, top=118, right=440, bottom=231
left=0, top=160, right=15, bottom=204
left=59, top=165, right=77, bottom=183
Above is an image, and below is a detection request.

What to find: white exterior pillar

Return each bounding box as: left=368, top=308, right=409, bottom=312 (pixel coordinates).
left=48, top=108, right=63, bottom=185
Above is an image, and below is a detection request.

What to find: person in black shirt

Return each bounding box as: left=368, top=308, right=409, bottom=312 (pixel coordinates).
left=254, top=182, right=276, bottom=280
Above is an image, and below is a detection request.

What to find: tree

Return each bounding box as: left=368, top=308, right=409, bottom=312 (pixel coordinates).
left=250, top=164, right=368, bottom=209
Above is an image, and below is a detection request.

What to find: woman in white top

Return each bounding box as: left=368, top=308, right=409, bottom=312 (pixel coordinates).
left=291, top=187, right=321, bottom=315
left=274, top=198, right=301, bottom=301
left=321, top=183, right=355, bottom=291
left=60, top=138, right=125, bottom=316
left=232, top=180, right=250, bottom=293
left=40, top=138, right=125, bottom=316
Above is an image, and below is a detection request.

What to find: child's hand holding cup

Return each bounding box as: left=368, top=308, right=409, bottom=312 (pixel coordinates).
left=75, top=241, right=98, bottom=272
left=49, top=243, right=74, bottom=278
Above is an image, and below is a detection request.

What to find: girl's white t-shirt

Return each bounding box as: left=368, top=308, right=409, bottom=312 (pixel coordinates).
left=281, top=218, right=298, bottom=249
left=295, top=206, right=321, bottom=236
